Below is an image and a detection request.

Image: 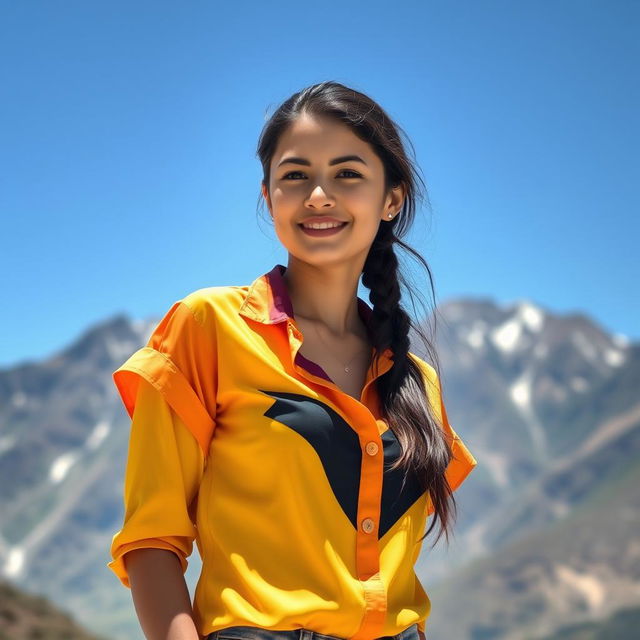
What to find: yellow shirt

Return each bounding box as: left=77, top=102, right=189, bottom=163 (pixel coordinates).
left=108, top=263, right=477, bottom=639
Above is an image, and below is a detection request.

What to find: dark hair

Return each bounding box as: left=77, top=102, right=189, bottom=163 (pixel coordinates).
left=255, top=80, right=457, bottom=548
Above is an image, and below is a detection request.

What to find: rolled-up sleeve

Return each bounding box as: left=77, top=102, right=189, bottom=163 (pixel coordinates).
left=107, top=297, right=217, bottom=588
left=108, top=377, right=204, bottom=588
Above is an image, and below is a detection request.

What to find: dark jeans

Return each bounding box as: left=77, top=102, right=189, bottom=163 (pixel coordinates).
left=205, top=622, right=420, bottom=640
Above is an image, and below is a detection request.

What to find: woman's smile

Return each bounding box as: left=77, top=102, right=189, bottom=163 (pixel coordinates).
left=298, top=220, right=349, bottom=236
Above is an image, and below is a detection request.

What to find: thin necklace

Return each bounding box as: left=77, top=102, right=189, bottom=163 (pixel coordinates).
left=303, top=318, right=371, bottom=373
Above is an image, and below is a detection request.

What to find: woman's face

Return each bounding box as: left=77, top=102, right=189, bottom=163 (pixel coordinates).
left=262, top=113, right=404, bottom=269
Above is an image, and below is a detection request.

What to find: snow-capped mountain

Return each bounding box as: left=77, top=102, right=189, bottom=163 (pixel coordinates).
left=0, top=297, right=637, bottom=640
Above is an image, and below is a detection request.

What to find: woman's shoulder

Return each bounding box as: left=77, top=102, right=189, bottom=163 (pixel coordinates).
left=177, top=284, right=251, bottom=328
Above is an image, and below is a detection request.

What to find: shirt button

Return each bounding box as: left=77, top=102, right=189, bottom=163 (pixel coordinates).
left=365, top=441, right=379, bottom=456
left=361, top=518, right=375, bottom=534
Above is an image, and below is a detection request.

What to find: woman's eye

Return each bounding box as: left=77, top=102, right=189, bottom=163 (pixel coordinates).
left=283, top=171, right=305, bottom=180
left=282, top=169, right=362, bottom=180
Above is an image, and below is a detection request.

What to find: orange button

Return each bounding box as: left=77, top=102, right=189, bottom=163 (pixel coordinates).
left=365, top=441, right=379, bottom=456
left=361, top=518, right=375, bottom=534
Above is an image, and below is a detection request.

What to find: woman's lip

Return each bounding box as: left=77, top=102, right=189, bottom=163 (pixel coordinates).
left=298, top=221, right=349, bottom=236
left=298, top=221, right=348, bottom=227
left=298, top=218, right=347, bottom=225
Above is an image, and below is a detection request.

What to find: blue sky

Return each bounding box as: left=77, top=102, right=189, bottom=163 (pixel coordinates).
left=1, top=0, right=637, bottom=368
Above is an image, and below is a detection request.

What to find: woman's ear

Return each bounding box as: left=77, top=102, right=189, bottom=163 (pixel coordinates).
left=391, top=183, right=406, bottom=214
left=382, top=183, right=406, bottom=220
left=381, top=183, right=406, bottom=221
left=261, top=182, right=272, bottom=217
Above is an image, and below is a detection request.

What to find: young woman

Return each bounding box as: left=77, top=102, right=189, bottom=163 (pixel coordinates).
left=108, top=81, right=477, bottom=640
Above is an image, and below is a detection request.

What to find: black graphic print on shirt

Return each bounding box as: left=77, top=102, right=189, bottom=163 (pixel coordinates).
left=260, top=389, right=425, bottom=539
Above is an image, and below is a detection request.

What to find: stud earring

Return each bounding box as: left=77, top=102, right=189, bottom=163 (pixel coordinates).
left=387, top=212, right=394, bottom=218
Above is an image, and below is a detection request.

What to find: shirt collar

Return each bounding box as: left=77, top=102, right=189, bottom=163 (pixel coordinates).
left=238, top=262, right=394, bottom=381
left=239, top=263, right=375, bottom=328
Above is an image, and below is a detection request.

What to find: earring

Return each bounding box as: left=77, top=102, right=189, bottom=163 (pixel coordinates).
left=387, top=212, right=394, bottom=218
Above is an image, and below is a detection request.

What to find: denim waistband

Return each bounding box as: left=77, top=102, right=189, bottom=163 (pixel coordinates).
left=205, top=622, right=419, bottom=640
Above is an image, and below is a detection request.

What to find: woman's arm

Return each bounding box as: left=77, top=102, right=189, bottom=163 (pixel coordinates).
left=125, top=548, right=200, bottom=640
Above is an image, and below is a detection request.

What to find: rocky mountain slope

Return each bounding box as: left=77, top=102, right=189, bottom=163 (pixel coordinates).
left=0, top=577, right=108, bottom=639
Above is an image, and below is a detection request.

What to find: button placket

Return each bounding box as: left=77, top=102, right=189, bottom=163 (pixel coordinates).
left=361, top=440, right=379, bottom=536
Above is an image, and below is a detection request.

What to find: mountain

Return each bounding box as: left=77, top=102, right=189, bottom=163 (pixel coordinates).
left=415, top=299, right=640, bottom=639
left=0, top=296, right=637, bottom=640
left=0, top=313, right=158, bottom=640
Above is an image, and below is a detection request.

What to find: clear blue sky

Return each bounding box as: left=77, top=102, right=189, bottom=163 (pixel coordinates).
left=1, top=0, right=638, bottom=368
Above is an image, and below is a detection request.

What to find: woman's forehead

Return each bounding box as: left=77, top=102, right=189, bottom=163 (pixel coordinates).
left=272, top=117, right=374, bottom=163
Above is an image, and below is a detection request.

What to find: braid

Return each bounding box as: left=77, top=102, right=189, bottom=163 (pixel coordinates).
left=362, top=222, right=457, bottom=547
left=362, top=224, right=412, bottom=394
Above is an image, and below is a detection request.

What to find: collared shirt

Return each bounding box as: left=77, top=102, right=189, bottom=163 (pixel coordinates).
left=107, top=263, right=477, bottom=639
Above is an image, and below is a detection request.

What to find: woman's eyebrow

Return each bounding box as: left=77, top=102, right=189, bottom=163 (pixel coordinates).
left=277, top=154, right=367, bottom=168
